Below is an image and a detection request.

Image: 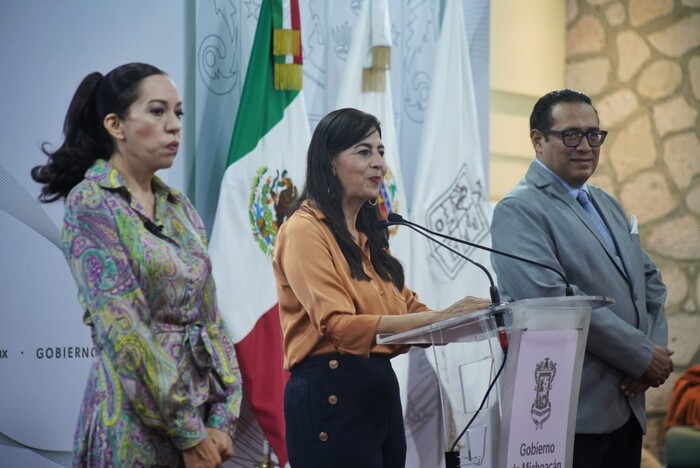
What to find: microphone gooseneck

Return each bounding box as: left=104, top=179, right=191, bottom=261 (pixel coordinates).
left=374, top=216, right=507, bottom=350
left=386, top=213, right=574, bottom=296
left=375, top=214, right=508, bottom=465
left=376, top=218, right=499, bottom=301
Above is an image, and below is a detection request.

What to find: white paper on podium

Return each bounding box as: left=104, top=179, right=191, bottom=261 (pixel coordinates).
left=505, top=330, right=579, bottom=467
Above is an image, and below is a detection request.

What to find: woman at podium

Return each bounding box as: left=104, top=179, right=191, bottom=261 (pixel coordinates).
left=272, top=108, right=490, bottom=467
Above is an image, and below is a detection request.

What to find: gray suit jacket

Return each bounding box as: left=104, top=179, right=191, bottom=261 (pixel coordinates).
left=491, top=161, right=668, bottom=434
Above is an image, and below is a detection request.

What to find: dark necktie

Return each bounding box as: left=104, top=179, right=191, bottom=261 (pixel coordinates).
left=577, top=189, right=624, bottom=271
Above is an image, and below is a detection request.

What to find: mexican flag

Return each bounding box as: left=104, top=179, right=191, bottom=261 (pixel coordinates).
left=208, top=0, right=309, bottom=465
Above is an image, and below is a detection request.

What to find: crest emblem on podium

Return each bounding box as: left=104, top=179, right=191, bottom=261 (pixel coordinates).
left=531, top=357, right=557, bottom=429
left=424, top=164, right=489, bottom=279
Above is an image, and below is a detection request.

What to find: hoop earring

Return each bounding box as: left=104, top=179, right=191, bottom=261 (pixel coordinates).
left=368, top=198, right=378, bottom=207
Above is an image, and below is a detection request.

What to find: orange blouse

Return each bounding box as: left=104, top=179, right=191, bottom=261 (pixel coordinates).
left=273, top=203, right=429, bottom=370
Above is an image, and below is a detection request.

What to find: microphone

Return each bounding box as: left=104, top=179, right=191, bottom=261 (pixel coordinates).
left=373, top=219, right=501, bottom=305
left=143, top=219, right=163, bottom=234
left=373, top=218, right=508, bottom=351
left=143, top=219, right=177, bottom=245
left=385, top=213, right=574, bottom=297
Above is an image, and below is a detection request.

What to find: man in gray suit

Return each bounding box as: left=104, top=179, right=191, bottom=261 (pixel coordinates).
left=491, top=89, right=673, bottom=468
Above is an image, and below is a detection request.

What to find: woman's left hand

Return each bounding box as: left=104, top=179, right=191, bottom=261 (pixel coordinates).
left=183, top=436, right=221, bottom=468
left=440, top=296, right=492, bottom=316
left=207, top=428, right=234, bottom=461
left=376, top=296, right=492, bottom=335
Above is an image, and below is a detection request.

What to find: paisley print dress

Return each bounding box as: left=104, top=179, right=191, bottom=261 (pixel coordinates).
left=62, top=160, right=242, bottom=467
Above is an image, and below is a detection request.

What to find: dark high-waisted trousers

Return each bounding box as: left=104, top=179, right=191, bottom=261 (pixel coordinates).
left=284, top=353, right=406, bottom=468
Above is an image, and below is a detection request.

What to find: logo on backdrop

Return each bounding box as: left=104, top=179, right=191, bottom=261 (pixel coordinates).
left=249, top=166, right=299, bottom=256
left=197, top=1, right=239, bottom=95
left=425, top=164, right=489, bottom=279
left=531, top=357, right=557, bottom=429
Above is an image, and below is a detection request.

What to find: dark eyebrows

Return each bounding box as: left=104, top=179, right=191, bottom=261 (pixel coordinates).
left=354, top=142, right=385, bottom=151
left=147, top=98, right=183, bottom=108
left=560, top=126, right=601, bottom=132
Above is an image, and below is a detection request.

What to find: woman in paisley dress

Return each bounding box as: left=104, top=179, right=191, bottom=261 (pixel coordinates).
left=31, top=62, right=242, bottom=468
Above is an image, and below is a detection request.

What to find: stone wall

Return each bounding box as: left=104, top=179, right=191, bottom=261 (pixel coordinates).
left=566, top=0, right=700, bottom=461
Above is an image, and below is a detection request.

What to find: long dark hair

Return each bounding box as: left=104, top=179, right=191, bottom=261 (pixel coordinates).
left=31, top=62, right=165, bottom=202
left=292, top=108, right=405, bottom=290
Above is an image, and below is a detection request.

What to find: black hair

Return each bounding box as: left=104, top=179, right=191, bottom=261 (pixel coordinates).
left=31, top=62, right=165, bottom=202
left=530, top=88, right=597, bottom=134
left=291, top=108, right=405, bottom=290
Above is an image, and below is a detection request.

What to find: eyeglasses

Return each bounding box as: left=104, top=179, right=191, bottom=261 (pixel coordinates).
left=539, top=129, right=608, bottom=147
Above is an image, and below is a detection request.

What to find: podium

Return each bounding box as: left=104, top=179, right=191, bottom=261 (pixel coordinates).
left=377, top=296, right=613, bottom=468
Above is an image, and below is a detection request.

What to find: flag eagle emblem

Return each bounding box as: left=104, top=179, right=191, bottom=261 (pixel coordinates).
left=249, top=166, right=299, bottom=256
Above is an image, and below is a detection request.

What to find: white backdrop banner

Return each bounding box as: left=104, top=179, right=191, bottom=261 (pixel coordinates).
left=0, top=1, right=187, bottom=466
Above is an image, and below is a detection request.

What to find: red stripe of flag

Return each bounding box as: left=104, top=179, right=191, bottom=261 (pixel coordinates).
left=290, top=0, right=303, bottom=65
left=233, top=304, right=289, bottom=466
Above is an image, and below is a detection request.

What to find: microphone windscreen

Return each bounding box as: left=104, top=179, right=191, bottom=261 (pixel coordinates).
left=387, top=212, right=404, bottom=222
left=372, top=219, right=390, bottom=230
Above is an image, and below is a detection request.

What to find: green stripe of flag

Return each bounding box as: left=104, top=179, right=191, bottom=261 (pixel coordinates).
left=226, top=0, right=300, bottom=167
